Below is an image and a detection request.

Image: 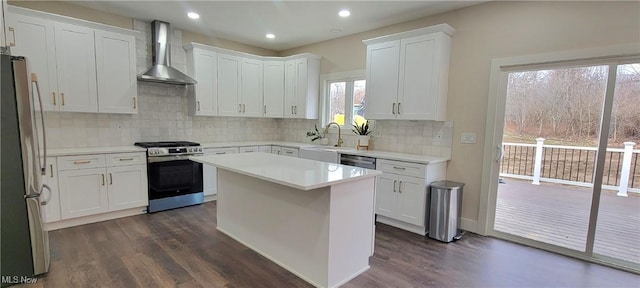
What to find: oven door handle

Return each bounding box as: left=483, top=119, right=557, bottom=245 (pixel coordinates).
left=148, top=154, right=202, bottom=163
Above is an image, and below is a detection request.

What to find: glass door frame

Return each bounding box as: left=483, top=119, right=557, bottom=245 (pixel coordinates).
left=479, top=44, right=640, bottom=273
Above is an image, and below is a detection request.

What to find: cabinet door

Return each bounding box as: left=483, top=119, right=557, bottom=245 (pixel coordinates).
left=58, top=168, right=108, bottom=219
left=271, top=146, right=282, bottom=155
left=398, top=34, right=439, bottom=120
left=107, top=165, right=148, bottom=211
left=54, top=22, right=98, bottom=112
left=259, top=145, right=272, bottom=153
left=396, top=175, right=426, bottom=226
left=217, top=53, right=241, bottom=116
left=263, top=61, right=284, bottom=118
left=241, top=58, right=263, bottom=117
left=365, top=40, right=400, bottom=120
left=375, top=173, right=398, bottom=219
left=293, top=58, right=308, bottom=119
left=6, top=13, right=59, bottom=111
left=283, top=60, right=297, bottom=118
left=95, top=30, right=137, bottom=114
left=190, top=49, right=217, bottom=116
left=41, top=157, right=61, bottom=223
left=203, top=148, right=238, bottom=196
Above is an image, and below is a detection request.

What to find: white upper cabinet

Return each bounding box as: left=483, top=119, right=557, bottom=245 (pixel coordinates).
left=54, top=22, right=98, bottom=113
left=184, top=43, right=320, bottom=119
left=6, top=13, right=59, bottom=111
left=365, top=40, right=400, bottom=120
left=263, top=61, right=284, bottom=117
left=95, top=30, right=137, bottom=114
left=284, top=56, right=320, bottom=119
left=241, top=57, right=263, bottom=117
left=186, top=46, right=218, bottom=116
left=364, top=24, right=454, bottom=121
left=217, top=53, right=242, bottom=116
left=7, top=7, right=138, bottom=114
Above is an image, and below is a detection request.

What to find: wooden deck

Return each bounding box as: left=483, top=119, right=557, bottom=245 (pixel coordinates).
left=495, top=178, right=640, bottom=265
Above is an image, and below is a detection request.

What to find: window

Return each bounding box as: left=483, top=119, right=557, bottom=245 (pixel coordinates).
left=322, top=71, right=367, bottom=127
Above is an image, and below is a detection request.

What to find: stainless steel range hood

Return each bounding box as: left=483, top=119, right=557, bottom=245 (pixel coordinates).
left=138, top=20, right=196, bottom=85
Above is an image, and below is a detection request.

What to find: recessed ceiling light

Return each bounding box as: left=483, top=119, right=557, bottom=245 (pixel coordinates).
left=187, top=12, right=200, bottom=19
left=330, top=28, right=342, bottom=33
left=266, top=33, right=275, bottom=39
left=338, top=9, right=351, bottom=17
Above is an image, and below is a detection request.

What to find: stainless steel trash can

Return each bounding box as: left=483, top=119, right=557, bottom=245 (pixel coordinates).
left=429, top=180, right=464, bottom=242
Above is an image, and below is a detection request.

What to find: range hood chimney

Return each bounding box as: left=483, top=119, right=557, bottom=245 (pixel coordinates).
left=138, top=20, right=196, bottom=85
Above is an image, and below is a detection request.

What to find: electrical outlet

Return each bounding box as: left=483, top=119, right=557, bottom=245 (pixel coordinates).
left=434, top=131, right=443, bottom=140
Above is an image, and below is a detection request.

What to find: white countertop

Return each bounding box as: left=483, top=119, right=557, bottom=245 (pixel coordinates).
left=47, top=146, right=146, bottom=157
left=190, top=152, right=382, bottom=191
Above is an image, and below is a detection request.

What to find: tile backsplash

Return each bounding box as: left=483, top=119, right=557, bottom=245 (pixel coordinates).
left=43, top=19, right=452, bottom=158
left=281, top=119, right=453, bottom=158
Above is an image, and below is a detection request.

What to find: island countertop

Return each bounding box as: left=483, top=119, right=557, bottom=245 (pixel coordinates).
left=190, top=152, right=382, bottom=191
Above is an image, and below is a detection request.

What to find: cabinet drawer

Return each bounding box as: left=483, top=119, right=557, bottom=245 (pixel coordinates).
left=376, top=159, right=426, bottom=178
left=106, top=152, right=146, bottom=167
left=57, top=154, right=105, bottom=170
left=239, top=146, right=259, bottom=153
left=281, top=147, right=299, bottom=157
left=205, top=147, right=239, bottom=155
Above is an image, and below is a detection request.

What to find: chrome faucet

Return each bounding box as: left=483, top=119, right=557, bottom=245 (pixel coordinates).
left=324, top=122, right=343, bottom=147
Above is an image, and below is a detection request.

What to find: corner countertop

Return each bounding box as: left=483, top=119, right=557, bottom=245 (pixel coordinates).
left=190, top=152, right=382, bottom=191
left=47, top=146, right=146, bottom=157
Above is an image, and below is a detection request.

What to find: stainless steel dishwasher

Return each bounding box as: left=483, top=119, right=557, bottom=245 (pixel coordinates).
left=340, top=154, right=376, bottom=169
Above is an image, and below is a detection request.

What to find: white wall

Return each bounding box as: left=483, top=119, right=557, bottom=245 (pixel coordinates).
left=280, top=1, right=640, bottom=232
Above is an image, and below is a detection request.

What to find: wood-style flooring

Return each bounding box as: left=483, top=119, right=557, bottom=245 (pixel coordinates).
left=27, top=201, right=640, bottom=287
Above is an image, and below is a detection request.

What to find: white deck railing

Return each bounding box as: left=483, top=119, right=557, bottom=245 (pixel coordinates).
left=500, top=139, right=639, bottom=196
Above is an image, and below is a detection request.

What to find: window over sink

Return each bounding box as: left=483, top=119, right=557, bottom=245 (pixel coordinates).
left=321, top=70, right=367, bottom=127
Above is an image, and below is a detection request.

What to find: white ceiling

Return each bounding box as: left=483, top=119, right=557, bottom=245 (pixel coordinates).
left=67, top=1, right=483, bottom=51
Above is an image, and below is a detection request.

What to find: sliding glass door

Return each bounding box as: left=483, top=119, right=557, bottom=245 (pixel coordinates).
left=489, top=58, right=640, bottom=272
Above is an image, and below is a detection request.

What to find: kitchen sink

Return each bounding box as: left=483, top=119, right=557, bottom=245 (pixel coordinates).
left=298, top=147, right=339, bottom=163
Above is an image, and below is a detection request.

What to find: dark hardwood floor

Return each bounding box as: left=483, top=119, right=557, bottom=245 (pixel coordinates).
left=27, top=201, right=639, bottom=287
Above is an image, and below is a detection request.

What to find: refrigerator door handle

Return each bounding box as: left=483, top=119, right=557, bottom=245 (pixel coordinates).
left=39, top=184, right=52, bottom=205
left=31, top=73, right=47, bottom=175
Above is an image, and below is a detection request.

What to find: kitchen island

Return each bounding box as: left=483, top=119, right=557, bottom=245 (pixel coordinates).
left=190, top=152, right=382, bottom=288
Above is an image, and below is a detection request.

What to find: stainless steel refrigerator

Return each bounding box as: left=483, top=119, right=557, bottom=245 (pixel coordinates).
left=1, top=54, right=50, bottom=285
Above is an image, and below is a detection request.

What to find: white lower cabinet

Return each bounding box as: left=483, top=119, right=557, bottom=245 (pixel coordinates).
left=203, top=147, right=239, bottom=197
left=56, top=152, right=147, bottom=221
left=375, top=159, right=446, bottom=235
left=58, top=167, right=109, bottom=219
left=271, top=146, right=282, bottom=155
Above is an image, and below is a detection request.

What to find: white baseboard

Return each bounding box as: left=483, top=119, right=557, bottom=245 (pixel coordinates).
left=460, top=217, right=479, bottom=234
left=204, top=194, right=217, bottom=202
left=44, top=207, right=147, bottom=231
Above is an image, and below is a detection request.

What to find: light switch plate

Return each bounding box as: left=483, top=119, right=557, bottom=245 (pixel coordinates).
left=461, top=132, right=476, bottom=144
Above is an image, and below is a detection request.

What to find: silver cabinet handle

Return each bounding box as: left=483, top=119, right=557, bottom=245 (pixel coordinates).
left=133, top=97, right=137, bottom=109
left=392, top=103, right=396, bottom=114
left=264, top=105, right=267, bottom=114
left=294, top=105, right=297, bottom=114
left=119, top=157, right=134, bottom=161
left=197, top=101, right=200, bottom=111
left=109, top=173, right=113, bottom=185
left=216, top=152, right=226, bottom=155
left=398, top=181, right=403, bottom=193
left=49, top=164, right=53, bottom=178
left=239, top=103, right=242, bottom=113
left=101, top=174, right=105, bottom=186
left=291, top=106, right=294, bottom=115
left=393, top=166, right=406, bottom=170
left=243, top=104, right=246, bottom=113
left=397, top=102, right=401, bottom=114
left=393, top=180, right=397, bottom=192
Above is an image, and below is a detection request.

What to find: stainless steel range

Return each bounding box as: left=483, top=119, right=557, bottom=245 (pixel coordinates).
left=135, top=141, right=204, bottom=213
